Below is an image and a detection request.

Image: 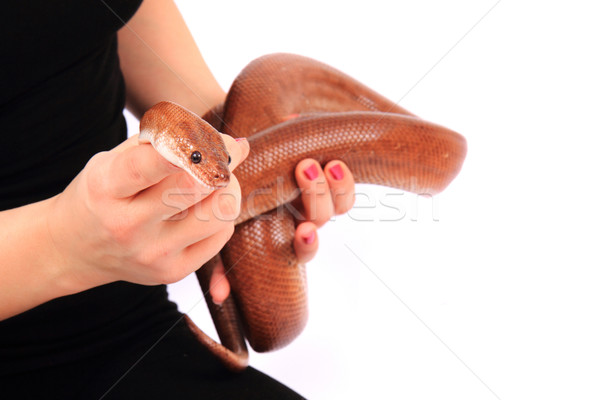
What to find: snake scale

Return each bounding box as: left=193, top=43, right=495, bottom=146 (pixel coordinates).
left=140, top=53, right=467, bottom=371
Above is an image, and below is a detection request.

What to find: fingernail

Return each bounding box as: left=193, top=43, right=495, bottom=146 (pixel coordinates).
left=329, top=164, right=344, bottom=180
left=235, top=137, right=246, bottom=142
left=303, top=164, right=319, bottom=181
left=282, top=113, right=300, bottom=121
left=302, top=231, right=316, bottom=245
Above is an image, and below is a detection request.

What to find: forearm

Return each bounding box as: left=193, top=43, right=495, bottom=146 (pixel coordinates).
left=117, top=0, right=225, bottom=119
left=0, top=198, right=90, bottom=320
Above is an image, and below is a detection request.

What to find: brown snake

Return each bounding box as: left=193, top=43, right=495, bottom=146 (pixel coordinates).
left=139, top=53, right=467, bottom=371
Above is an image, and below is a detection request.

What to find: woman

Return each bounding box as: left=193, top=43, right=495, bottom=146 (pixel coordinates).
left=0, top=0, right=355, bottom=398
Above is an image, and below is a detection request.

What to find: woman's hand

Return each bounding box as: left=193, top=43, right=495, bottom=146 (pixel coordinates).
left=47, top=133, right=249, bottom=290
left=291, top=159, right=356, bottom=262
left=208, top=159, right=355, bottom=304
left=116, top=0, right=357, bottom=304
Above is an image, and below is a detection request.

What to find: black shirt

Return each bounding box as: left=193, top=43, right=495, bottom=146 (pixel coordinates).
left=0, top=0, right=180, bottom=375
left=1, top=0, right=142, bottom=209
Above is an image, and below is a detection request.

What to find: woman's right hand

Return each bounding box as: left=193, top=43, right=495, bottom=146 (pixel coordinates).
left=47, top=133, right=249, bottom=291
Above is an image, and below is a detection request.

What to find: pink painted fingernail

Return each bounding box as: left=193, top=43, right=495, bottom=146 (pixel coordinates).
left=329, top=164, right=344, bottom=180
left=303, top=231, right=316, bottom=245
left=282, top=113, right=300, bottom=121
left=303, top=164, right=319, bottom=181
left=235, top=137, right=246, bottom=142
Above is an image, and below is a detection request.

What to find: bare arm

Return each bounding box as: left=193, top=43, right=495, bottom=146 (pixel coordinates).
left=0, top=200, right=78, bottom=319
left=117, top=0, right=225, bottom=119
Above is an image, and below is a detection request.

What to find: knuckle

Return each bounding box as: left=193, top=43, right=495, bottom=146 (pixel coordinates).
left=302, top=204, right=332, bottom=227
left=85, top=173, right=104, bottom=200
left=136, top=243, right=167, bottom=268
left=141, top=256, right=181, bottom=285
left=333, top=190, right=355, bottom=215
left=156, top=267, right=180, bottom=285
left=334, top=203, right=352, bottom=216
left=210, top=224, right=235, bottom=255
left=85, top=153, right=110, bottom=197
left=301, top=192, right=333, bottom=225
left=215, top=191, right=240, bottom=221
left=124, top=155, right=147, bottom=187
left=157, top=257, right=202, bottom=285
left=175, top=172, right=197, bottom=190
left=335, top=202, right=353, bottom=215
left=318, top=203, right=335, bottom=225
left=174, top=173, right=210, bottom=200
left=87, top=151, right=109, bottom=169
left=314, top=214, right=331, bottom=227
left=224, top=222, right=235, bottom=241
left=133, top=248, right=182, bottom=285
left=302, top=180, right=329, bottom=197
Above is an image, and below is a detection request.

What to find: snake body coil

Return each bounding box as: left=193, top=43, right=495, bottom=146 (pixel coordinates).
left=140, top=53, right=467, bottom=371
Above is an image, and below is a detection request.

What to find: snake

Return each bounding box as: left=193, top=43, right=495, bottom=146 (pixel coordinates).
left=139, top=53, right=467, bottom=371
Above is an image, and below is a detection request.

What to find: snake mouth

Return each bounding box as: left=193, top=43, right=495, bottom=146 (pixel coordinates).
left=196, top=155, right=231, bottom=189
left=205, top=169, right=230, bottom=189
left=184, top=164, right=230, bottom=190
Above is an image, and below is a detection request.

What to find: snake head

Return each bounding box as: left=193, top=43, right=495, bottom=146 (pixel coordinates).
left=139, top=101, right=231, bottom=190
left=179, top=121, right=231, bottom=189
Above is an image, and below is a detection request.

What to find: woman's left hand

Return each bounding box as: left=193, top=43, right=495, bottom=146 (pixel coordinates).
left=289, top=159, right=356, bottom=262
left=209, top=159, right=355, bottom=304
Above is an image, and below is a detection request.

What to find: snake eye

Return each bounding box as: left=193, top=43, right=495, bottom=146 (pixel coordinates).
left=227, top=155, right=232, bottom=165
left=191, top=151, right=202, bottom=164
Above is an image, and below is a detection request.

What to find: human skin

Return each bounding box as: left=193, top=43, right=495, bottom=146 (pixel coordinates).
left=0, top=0, right=356, bottom=320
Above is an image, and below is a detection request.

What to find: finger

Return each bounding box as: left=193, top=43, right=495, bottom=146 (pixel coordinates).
left=175, top=222, right=236, bottom=280
left=134, top=136, right=247, bottom=219
left=295, top=159, right=334, bottom=227
left=221, top=134, right=249, bottom=172
left=209, top=259, right=231, bottom=305
left=157, top=175, right=241, bottom=247
left=293, top=222, right=319, bottom=263
left=157, top=223, right=234, bottom=284
left=105, top=141, right=180, bottom=198
left=323, top=161, right=355, bottom=215
left=135, top=169, right=215, bottom=221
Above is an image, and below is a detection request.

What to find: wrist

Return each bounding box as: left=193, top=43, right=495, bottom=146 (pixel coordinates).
left=0, top=197, right=99, bottom=319
left=42, top=195, right=111, bottom=297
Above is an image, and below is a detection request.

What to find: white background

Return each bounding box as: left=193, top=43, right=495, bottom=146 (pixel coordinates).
left=125, top=1, right=600, bottom=399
